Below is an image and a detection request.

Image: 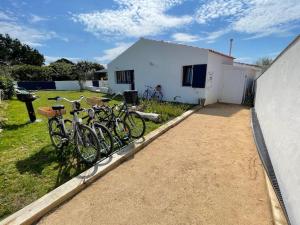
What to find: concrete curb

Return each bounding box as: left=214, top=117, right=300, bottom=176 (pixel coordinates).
left=264, top=172, right=288, bottom=225
left=0, top=105, right=202, bottom=225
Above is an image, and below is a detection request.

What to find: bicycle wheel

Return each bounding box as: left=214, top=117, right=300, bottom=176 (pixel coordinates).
left=48, top=118, right=66, bottom=149
left=75, top=124, right=100, bottom=165
left=152, top=91, right=163, bottom=101
left=124, top=111, right=146, bottom=139
left=94, top=122, right=114, bottom=156
left=113, top=119, right=131, bottom=143
left=142, top=90, right=150, bottom=100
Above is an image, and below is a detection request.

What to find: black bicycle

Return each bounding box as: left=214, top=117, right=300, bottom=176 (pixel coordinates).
left=94, top=98, right=131, bottom=145
left=97, top=95, right=146, bottom=139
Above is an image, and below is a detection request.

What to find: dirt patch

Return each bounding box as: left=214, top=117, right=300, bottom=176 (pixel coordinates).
left=39, top=103, right=272, bottom=225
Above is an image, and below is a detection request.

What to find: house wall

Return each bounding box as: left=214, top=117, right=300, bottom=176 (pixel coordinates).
left=219, top=65, right=257, bottom=104
left=255, top=38, right=300, bottom=225
left=108, top=39, right=210, bottom=104
left=206, top=52, right=233, bottom=104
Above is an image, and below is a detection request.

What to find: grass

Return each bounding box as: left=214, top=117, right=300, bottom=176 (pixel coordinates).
left=0, top=90, right=192, bottom=220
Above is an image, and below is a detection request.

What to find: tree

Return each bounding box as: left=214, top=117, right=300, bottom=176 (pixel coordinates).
left=0, top=34, right=45, bottom=66
left=48, top=61, right=75, bottom=81
left=11, top=65, right=52, bottom=81
left=255, top=57, right=273, bottom=73
left=54, top=58, right=75, bottom=65
left=0, top=66, right=14, bottom=99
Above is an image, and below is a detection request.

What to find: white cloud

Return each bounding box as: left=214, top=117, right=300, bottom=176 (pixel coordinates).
left=0, top=21, right=57, bottom=47
left=73, top=0, right=192, bottom=38
left=94, top=42, right=133, bottom=63
left=172, top=33, right=200, bottom=42
left=195, top=0, right=300, bottom=39
left=0, top=10, right=68, bottom=47
left=44, top=56, right=81, bottom=65
left=30, top=14, right=47, bottom=23
left=202, top=28, right=231, bottom=43
left=196, top=0, right=246, bottom=24
left=172, top=28, right=230, bottom=44
left=0, top=11, right=15, bottom=21
left=233, top=0, right=300, bottom=37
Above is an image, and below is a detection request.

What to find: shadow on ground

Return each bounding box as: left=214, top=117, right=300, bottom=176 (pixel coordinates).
left=15, top=144, right=87, bottom=187
left=2, top=122, right=31, bottom=130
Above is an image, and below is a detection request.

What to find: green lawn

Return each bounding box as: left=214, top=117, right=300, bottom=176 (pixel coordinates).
left=0, top=90, right=192, bottom=220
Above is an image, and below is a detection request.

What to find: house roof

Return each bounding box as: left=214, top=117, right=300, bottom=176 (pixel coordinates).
left=140, top=38, right=235, bottom=59
left=256, top=35, right=300, bottom=80
left=234, top=61, right=261, bottom=68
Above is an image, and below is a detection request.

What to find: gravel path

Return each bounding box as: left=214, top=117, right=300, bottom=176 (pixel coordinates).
left=39, top=103, right=272, bottom=225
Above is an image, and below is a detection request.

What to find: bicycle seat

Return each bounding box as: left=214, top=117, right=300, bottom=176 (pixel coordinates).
left=101, top=98, right=111, bottom=103
left=52, top=105, right=65, bottom=110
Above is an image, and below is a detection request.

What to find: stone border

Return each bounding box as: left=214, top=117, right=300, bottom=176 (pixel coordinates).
left=0, top=105, right=202, bottom=225
left=264, top=171, right=288, bottom=225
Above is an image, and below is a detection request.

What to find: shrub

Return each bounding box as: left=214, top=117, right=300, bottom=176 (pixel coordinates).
left=11, top=65, right=52, bottom=81
left=0, top=74, right=14, bottom=99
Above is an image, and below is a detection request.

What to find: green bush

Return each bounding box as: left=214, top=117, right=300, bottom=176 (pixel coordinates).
left=11, top=65, right=52, bottom=81
left=0, top=74, right=14, bottom=99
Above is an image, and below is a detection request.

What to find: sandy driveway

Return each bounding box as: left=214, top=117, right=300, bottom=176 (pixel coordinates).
left=39, top=104, right=272, bottom=225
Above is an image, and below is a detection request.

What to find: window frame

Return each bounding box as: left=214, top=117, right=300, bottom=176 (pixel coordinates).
left=182, top=65, right=193, bottom=86
left=181, top=64, right=207, bottom=88
left=115, top=70, right=133, bottom=84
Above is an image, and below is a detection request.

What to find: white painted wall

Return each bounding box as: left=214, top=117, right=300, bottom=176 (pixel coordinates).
left=108, top=38, right=211, bottom=104
left=206, top=52, right=233, bottom=104
left=55, top=80, right=99, bottom=90
left=220, top=66, right=246, bottom=104
left=255, top=37, right=300, bottom=225
left=55, top=81, right=81, bottom=90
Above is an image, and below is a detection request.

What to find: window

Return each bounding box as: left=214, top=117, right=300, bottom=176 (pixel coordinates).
left=116, top=70, right=134, bottom=84
left=182, top=66, right=193, bottom=86
left=182, top=64, right=207, bottom=88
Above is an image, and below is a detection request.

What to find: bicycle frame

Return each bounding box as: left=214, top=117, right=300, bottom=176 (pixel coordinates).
left=48, top=96, right=85, bottom=142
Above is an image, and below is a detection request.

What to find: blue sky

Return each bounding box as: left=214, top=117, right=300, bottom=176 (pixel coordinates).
left=0, top=0, right=299, bottom=66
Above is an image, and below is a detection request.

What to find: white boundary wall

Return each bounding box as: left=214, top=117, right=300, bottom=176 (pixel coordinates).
left=55, top=81, right=81, bottom=90
left=255, top=37, right=300, bottom=225
left=54, top=80, right=108, bottom=91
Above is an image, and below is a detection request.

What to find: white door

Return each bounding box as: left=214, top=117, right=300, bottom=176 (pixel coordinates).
left=219, top=69, right=246, bottom=104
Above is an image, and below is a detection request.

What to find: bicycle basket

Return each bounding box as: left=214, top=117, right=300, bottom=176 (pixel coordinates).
left=38, top=107, right=66, bottom=118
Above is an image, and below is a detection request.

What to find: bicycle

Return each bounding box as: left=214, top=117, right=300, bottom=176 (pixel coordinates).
left=82, top=105, right=114, bottom=156
left=93, top=97, right=131, bottom=145
left=142, top=85, right=163, bottom=101
left=118, top=96, right=146, bottom=139
left=45, top=96, right=102, bottom=165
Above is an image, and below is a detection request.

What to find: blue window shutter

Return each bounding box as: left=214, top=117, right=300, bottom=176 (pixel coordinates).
left=192, top=64, right=207, bottom=88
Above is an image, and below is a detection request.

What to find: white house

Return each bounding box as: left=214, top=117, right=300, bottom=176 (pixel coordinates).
left=107, top=38, right=260, bottom=105
left=254, top=35, right=300, bottom=225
